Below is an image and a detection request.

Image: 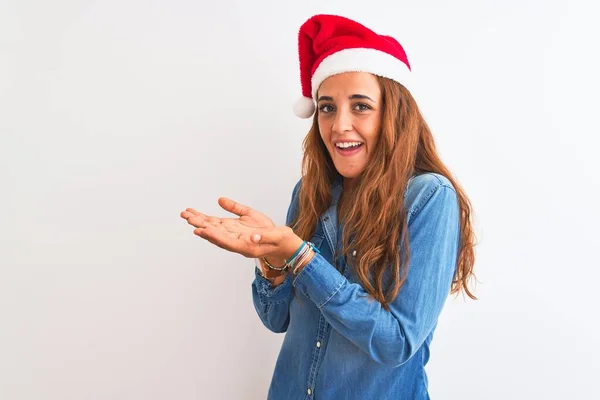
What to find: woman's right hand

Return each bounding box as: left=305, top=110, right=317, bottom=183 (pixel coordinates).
left=181, top=198, right=292, bottom=283
left=180, top=197, right=282, bottom=259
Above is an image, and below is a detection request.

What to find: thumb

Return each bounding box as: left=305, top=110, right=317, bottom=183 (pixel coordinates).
left=218, top=197, right=252, bottom=217
left=251, top=227, right=284, bottom=245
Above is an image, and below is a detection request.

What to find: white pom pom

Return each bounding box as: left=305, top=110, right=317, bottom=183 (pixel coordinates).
left=293, top=96, right=316, bottom=119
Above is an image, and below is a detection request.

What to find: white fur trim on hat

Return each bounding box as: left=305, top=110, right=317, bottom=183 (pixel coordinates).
left=293, top=96, right=316, bottom=119
left=311, top=47, right=413, bottom=100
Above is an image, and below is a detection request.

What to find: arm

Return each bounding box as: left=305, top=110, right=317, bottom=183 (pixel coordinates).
left=251, top=179, right=301, bottom=333
left=292, top=184, right=460, bottom=366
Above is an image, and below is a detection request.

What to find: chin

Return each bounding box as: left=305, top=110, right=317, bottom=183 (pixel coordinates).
left=337, top=169, right=363, bottom=180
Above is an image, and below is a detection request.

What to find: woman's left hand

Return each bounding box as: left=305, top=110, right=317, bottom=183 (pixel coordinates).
left=180, top=197, right=298, bottom=260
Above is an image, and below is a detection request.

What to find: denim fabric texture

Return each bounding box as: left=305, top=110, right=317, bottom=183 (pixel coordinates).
left=251, top=172, right=460, bottom=399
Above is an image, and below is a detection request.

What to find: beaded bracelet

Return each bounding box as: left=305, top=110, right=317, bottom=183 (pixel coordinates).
left=261, top=256, right=288, bottom=272
left=261, top=240, right=320, bottom=276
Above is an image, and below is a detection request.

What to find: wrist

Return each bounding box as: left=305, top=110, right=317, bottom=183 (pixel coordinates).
left=267, top=227, right=319, bottom=276
left=270, top=272, right=287, bottom=287
left=278, top=227, right=305, bottom=261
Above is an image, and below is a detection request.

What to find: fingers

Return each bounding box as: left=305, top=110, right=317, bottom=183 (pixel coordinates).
left=181, top=211, right=208, bottom=228
left=181, top=209, right=202, bottom=220
left=181, top=209, right=223, bottom=228
left=218, top=197, right=252, bottom=217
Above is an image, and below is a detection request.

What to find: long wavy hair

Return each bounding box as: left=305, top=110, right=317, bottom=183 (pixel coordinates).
left=290, top=76, right=477, bottom=311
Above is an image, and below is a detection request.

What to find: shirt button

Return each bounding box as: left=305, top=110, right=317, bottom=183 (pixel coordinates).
left=324, top=216, right=329, bottom=221
left=316, top=341, right=321, bottom=348
left=307, top=388, right=312, bottom=395
left=352, top=250, right=357, bottom=256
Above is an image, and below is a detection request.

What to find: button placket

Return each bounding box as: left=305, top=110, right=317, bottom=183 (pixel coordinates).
left=305, top=315, right=328, bottom=397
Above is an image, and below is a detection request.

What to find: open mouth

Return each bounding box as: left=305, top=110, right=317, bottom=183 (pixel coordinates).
left=335, top=142, right=364, bottom=156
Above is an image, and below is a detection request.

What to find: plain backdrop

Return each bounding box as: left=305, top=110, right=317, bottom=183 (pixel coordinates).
left=1, top=0, right=599, bottom=399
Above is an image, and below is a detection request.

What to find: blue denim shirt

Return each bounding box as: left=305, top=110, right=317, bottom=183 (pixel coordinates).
left=251, top=172, right=460, bottom=399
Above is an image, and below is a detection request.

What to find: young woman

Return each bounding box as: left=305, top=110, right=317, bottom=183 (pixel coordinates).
left=180, top=14, right=476, bottom=400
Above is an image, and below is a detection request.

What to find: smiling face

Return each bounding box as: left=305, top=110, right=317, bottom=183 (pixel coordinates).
left=316, top=72, right=382, bottom=191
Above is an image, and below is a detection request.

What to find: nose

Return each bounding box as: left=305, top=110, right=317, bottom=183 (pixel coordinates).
left=332, top=108, right=353, bottom=134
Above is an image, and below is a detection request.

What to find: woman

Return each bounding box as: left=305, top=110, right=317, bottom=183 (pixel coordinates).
left=180, top=14, right=476, bottom=399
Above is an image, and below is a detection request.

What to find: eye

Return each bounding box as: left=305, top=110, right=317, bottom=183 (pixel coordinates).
left=318, top=104, right=334, bottom=113
left=354, top=103, right=371, bottom=112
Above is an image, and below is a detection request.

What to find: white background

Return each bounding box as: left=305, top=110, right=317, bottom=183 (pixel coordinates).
left=1, top=0, right=599, bottom=399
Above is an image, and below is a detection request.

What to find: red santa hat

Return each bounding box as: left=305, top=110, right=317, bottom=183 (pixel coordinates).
left=293, top=14, right=413, bottom=118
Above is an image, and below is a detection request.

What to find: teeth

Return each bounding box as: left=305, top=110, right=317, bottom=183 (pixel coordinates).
left=335, top=142, right=363, bottom=149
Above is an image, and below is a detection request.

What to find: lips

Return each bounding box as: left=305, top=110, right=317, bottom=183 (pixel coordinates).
left=335, top=143, right=364, bottom=156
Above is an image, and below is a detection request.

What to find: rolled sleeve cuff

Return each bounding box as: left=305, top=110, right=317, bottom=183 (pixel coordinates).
left=253, top=267, right=293, bottom=305
left=292, top=252, right=346, bottom=308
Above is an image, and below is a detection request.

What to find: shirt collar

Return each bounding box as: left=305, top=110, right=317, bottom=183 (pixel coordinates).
left=332, top=173, right=343, bottom=206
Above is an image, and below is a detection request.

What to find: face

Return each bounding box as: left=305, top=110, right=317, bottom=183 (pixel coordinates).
left=316, top=72, right=382, bottom=191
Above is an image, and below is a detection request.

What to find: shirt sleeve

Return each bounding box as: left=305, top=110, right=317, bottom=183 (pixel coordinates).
left=292, top=183, right=460, bottom=367
left=251, top=267, right=294, bottom=333
left=250, top=178, right=302, bottom=333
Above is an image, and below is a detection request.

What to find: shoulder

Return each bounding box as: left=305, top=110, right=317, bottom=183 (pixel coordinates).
left=293, top=177, right=303, bottom=194
left=286, top=177, right=303, bottom=222
left=406, top=172, right=455, bottom=196
left=404, top=172, right=458, bottom=222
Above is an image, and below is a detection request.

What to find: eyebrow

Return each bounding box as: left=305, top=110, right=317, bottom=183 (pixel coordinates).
left=317, top=94, right=375, bottom=102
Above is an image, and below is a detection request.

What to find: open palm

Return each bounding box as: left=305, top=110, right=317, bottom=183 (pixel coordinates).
left=180, top=197, right=283, bottom=258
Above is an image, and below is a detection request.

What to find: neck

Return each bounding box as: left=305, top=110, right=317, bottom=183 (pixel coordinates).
left=343, top=177, right=357, bottom=192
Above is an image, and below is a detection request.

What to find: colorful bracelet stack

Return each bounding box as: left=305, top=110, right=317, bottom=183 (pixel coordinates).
left=290, top=241, right=319, bottom=275
left=261, top=241, right=321, bottom=278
